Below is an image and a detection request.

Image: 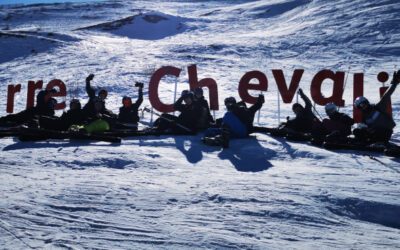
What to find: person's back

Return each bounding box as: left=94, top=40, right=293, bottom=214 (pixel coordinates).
left=285, top=88, right=318, bottom=133
left=321, top=104, right=354, bottom=138
left=193, top=87, right=214, bottom=130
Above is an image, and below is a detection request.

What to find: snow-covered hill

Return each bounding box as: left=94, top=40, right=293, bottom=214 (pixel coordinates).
left=1, top=0, right=399, bottom=249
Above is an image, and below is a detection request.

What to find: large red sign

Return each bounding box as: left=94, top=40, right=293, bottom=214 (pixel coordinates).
left=4, top=65, right=393, bottom=123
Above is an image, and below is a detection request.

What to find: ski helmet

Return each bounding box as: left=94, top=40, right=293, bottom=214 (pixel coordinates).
left=181, top=90, right=194, bottom=100
left=194, top=87, right=203, bottom=97
left=354, top=96, right=369, bottom=108
left=70, top=99, right=81, bottom=110
left=224, top=97, right=237, bottom=106
left=325, top=102, right=338, bottom=115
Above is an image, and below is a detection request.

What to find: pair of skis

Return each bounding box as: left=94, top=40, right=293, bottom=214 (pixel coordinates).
left=258, top=126, right=400, bottom=157
left=142, top=107, right=193, bottom=133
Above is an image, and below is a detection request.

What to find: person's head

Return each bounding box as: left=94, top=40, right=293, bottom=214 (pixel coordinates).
left=181, top=90, right=194, bottom=105
left=292, top=103, right=304, bottom=115
left=325, top=102, right=338, bottom=117
left=224, top=97, right=237, bottom=111
left=354, top=96, right=370, bottom=111
left=122, top=96, right=132, bottom=108
left=44, top=88, right=57, bottom=103
left=48, top=98, right=57, bottom=110
left=70, top=99, right=81, bottom=110
left=98, top=89, right=108, bottom=100
left=194, top=87, right=204, bottom=99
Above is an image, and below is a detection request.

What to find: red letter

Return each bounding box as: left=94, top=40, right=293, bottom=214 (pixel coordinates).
left=238, top=71, right=268, bottom=104
left=6, top=84, right=21, bottom=113
left=310, top=70, right=345, bottom=106
left=188, top=64, right=219, bottom=110
left=272, top=69, right=304, bottom=103
left=26, top=80, right=43, bottom=109
left=149, top=66, right=181, bottom=113
left=353, top=73, right=364, bottom=123
left=46, top=79, right=67, bottom=110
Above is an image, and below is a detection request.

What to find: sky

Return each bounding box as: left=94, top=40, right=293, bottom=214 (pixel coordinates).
left=0, top=0, right=102, bottom=5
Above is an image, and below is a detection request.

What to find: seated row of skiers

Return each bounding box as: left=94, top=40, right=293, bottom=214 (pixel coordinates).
left=0, top=71, right=399, bottom=147
left=0, top=74, right=144, bottom=132
left=278, top=70, right=399, bottom=145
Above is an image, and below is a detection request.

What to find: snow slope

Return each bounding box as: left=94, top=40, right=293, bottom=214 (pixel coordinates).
left=1, top=0, right=400, bottom=249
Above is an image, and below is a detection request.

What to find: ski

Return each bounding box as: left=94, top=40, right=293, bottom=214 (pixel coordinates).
left=18, top=127, right=121, bottom=143
left=143, top=107, right=193, bottom=133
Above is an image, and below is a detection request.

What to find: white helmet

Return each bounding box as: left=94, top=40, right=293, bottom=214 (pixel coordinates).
left=354, top=96, right=369, bottom=108
left=325, top=102, right=338, bottom=115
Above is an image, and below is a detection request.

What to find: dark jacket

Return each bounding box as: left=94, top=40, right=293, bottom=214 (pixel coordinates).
left=82, top=80, right=115, bottom=119
left=60, top=109, right=86, bottom=128
left=286, top=91, right=318, bottom=133
left=118, top=90, right=143, bottom=124
left=361, top=82, right=397, bottom=131
left=323, top=112, right=354, bottom=136
left=173, top=97, right=203, bottom=131
left=35, top=90, right=56, bottom=117
left=195, top=96, right=214, bottom=129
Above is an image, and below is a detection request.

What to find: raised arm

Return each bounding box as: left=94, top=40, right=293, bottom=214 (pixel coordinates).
left=377, top=70, right=400, bottom=109
left=298, top=88, right=312, bottom=110
left=248, top=94, right=265, bottom=114
left=132, top=82, right=144, bottom=109
left=85, top=74, right=96, bottom=99
left=173, top=97, right=185, bottom=112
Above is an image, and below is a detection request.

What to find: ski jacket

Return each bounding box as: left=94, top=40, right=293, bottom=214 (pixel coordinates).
left=323, top=112, right=354, bottom=136
left=173, top=97, right=202, bottom=131
left=362, top=105, right=395, bottom=131
left=194, top=96, right=214, bottom=129
left=229, top=97, right=263, bottom=134
left=35, top=90, right=56, bottom=116
left=362, top=81, right=398, bottom=131
left=118, top=90, right=143, bottom=124
left=60, top=109, right=86, bottom=128
left=286, top=92, right=318, bottom=133
left=82, top=80, right=115, bottom=119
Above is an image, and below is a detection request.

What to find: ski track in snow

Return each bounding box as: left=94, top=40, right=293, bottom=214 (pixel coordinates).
left=1, top=0, right=400, bottom=249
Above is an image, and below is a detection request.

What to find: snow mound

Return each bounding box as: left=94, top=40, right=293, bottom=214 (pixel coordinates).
left=0, top=30, right=78, bottom=63
left=77, top=11, right=189, bottom=40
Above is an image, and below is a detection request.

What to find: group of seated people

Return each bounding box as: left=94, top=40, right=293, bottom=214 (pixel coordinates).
left=0, top=71, right=399, bottom=147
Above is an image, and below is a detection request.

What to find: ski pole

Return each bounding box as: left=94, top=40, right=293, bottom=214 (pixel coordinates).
left=277, top=89, right=281, bottom=125
left=257, top=91, right=263, bottom=125
left=143, top=107, right=192, bottom=132
left=173, top=76, right=178, bottom=116
left=338, top=66, right=351, bottom=111
left=313, top=102, right=323, bottom=120
left=150, top=107, right=154, bottom=124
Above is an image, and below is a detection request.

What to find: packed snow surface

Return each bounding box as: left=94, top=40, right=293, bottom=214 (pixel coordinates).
left=1, top=0, right=400, bottom=249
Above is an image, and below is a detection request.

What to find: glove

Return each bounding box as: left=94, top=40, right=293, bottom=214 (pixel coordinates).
left=258, top=94, right=265, bottom=104
left=135, top=82, right=144, bottom=88
left=297, top=88, right=303, bottom=95
left=86, top=74, right=94, bottom=82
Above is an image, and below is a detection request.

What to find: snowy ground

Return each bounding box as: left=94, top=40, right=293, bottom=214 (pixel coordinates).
left=1, top=0, right=400, bottom=249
